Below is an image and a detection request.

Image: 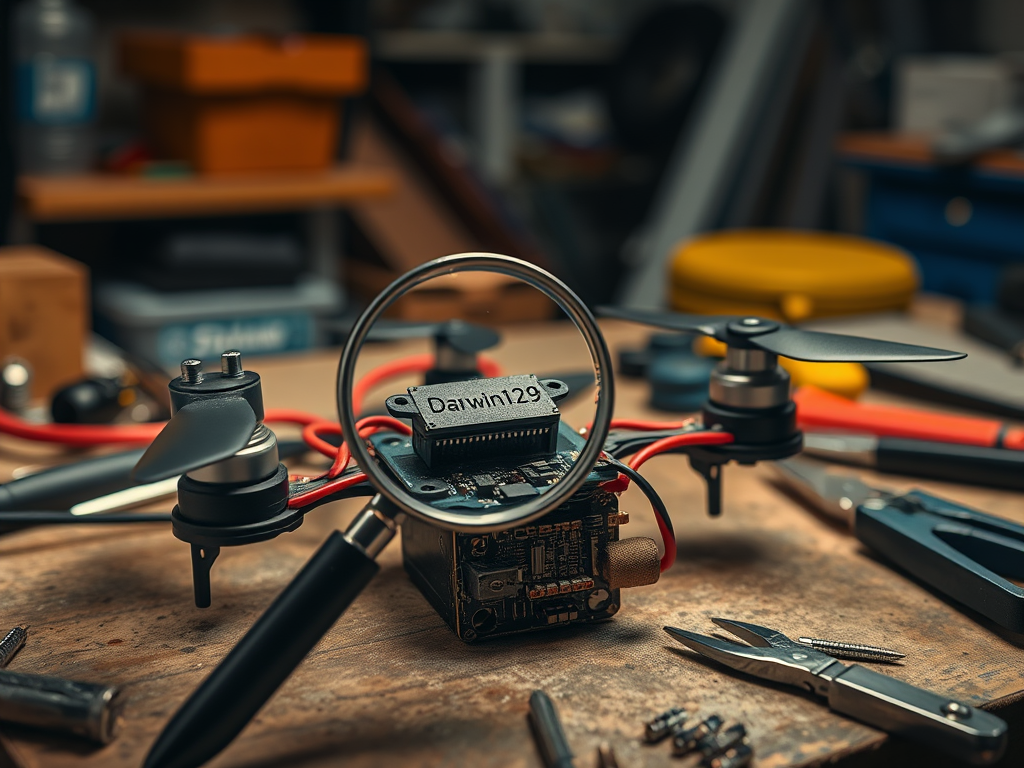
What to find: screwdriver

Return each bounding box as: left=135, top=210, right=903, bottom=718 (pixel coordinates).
left=529, top=690, right=576, bottom=768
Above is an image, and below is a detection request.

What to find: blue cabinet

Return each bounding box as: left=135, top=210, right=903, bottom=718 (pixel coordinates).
left=844, top=155, right=1024, bottom=302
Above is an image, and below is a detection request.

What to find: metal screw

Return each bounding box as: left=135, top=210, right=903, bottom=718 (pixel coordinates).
left=596, top=743, right=620, bottom=768
left=643, top=707, right=688, bottom=743
left=221, top=350, right=244, bottom=377
left=0, top=359, right=32, bottom=412
left=0, top=626, right=28, bottom=668
left=180, top=359, right=204, bottom=384
left=797, top=636, right=905, bottom=663
left=942, top=701, right=972, bottom=719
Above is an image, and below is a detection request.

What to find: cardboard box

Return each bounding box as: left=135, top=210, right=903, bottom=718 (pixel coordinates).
left=0, top=246, right=88, bottom=400
left=119, top=33, right=368, bottom=174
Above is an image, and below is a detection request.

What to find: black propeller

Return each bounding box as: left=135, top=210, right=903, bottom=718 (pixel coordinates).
left=132, top=398, right=257, bottom=484
left=598, top=307, right=966, bottom=363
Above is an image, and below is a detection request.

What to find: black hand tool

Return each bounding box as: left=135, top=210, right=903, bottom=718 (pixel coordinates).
left=0, top=669, right=123, bottom=744
left=775, top=457, right=1024, bottom=632
left=802, top=433, right=1024, bottom=491
left=665, top=619, right=1007, bottom=765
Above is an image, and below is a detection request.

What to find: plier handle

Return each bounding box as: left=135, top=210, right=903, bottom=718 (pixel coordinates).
left=858, top=491, right=1024, bottom=632
left=774, top=457, right=1024, bottom=632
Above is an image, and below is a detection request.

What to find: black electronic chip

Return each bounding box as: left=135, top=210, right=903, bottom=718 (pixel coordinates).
left=385, top=374, right=569, bottom=468
left=473, top=474, right=497, bottom=488
left=497, top=482, right=540, bottom=500
left=521, top=460, right=561, bottom=480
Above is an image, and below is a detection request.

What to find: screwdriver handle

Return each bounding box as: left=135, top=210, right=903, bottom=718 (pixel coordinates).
left=828, top=664, right=1007, bottom=765
left=876, top=438, right=1024, bottom=491
left=144, top=500, right=398, bottom=768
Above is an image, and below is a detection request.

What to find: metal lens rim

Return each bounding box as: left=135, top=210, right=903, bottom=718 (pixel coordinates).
left=335, top=252, right=615, bottom=532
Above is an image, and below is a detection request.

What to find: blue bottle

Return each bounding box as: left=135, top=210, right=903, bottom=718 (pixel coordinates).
left=13, top=0, right=96, bottom=174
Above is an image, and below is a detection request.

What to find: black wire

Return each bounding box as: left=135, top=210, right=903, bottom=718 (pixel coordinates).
left=0, top=512, right=171, bottom=524
left=295, top=482, right=376, bottom=514
left=604, top=428, right=690, bottom=460
left=604, top=456, right=674, bottom=538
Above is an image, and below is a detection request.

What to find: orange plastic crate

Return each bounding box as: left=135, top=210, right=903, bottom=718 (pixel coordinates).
left=120, top=33, right=367, bottom=174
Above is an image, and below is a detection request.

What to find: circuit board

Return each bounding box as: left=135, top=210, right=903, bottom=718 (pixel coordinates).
left=372, top=424, right=626, bottom=642
left=368, top=422, right=617, bottom=510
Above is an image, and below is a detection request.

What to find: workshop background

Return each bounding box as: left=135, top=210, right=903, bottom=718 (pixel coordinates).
left=2, top=0, right=1024, bottom=377
left=4, top=1, right=1024, bottom=768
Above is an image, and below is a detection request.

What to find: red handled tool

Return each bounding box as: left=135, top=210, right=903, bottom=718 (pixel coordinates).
left=794, top=386, right=1024, bottom=451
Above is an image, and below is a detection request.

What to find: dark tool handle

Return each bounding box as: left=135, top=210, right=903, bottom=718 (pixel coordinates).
left=0, top=669, right=122, bottom=744
left=529, top=690, right=576, bottom=768
left=962, top=305, right=1024, bottom=359
left=877, top=438, right=1024, bottom=491
left=829, top=664, right=1007, bottom=765
left=857, top=492, right=1024, bottom=632
left=144, top=507, right=394, bottom=768
left=0, top=449, right=146, bottom=512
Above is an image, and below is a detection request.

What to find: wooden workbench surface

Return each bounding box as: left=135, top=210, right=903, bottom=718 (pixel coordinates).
left=2, top=320, right=1023, bottom=768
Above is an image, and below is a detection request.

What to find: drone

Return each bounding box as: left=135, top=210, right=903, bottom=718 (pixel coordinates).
left=0, top=254, right=964, bottom=768
left=597, top=305, right=963, bottom=515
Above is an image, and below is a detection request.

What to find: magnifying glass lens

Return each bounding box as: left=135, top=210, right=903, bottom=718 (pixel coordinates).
left=339, top=254, right=614, bottom=533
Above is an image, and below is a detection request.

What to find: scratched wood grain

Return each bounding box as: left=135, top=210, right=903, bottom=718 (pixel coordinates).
left=1, top=319, right=1023, bottom=768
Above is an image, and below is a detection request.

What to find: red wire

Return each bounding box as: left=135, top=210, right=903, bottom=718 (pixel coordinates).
left=287, top=471, right=370, bottom=508
left=653, top=503, right=676, bottom=572
left=0, top=352, right=499, bottom=450
left=328, top=416, right=413, bottom=478
left=623, top=430, right=735, bottom=572
left=610, top=418, right=692, bottom=431
left=350, top=354, right=433, bottom=416
left=0, top=406, right=324, bottom=448
left=288, top=416, right=412, bottom=507
left=302, top=422, right=341, bottom=459
left=581, top=417, right=693, bottom=436
left=628, top=430, right=734, bottom=473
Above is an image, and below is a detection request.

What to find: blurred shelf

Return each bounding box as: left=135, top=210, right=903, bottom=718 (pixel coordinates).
left=838, top=132, right=1024, bottom=177
left=18, top=165, right=396, bottom=222
left=377, top=31, right=615, bottom=63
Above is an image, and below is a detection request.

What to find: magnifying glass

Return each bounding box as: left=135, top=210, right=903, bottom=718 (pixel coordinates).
left=145, top=253, right=615, bottom=768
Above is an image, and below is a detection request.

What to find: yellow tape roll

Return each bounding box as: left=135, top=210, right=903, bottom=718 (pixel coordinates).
left=676, top=231, right=917, bottom=399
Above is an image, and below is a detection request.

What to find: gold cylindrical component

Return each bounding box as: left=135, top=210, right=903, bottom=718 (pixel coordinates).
left=600, top=537, right=661, bottom=590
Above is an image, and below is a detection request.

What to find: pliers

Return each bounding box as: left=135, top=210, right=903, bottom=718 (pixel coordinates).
left=665, top=618, right=1007, bottom=765
left=773, top=457, right=1024, bottom=632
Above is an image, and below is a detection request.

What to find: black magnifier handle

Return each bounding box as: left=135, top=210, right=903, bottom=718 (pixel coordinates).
left=143, top=497, right=400, bottom=768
